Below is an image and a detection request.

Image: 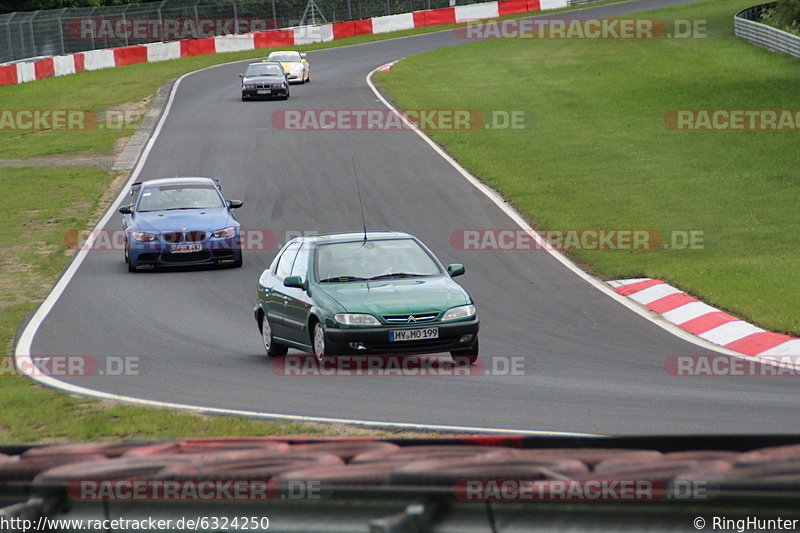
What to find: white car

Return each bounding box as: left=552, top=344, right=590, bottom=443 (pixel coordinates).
left=266, top=51, right=310, bottom=84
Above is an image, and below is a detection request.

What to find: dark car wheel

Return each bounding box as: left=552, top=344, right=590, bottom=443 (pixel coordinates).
left=450, top=337, right=479, bottom=365
left=125, top=249, right=139, bottom=272
left=261, top=316, right=288, bottom=358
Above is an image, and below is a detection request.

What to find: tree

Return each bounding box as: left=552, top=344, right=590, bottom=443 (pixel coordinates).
left=775, top=0, right=800, bottom=25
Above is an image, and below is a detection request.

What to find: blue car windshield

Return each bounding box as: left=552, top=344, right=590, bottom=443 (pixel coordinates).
left=137, top=186, right=224, bottom=212
left=316, top=239, right=441, bottom=282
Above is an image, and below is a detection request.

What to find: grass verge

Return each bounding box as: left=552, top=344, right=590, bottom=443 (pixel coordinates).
left=0, top=0, right=623, bottom=159
left=5, top=1, right=627, bottom=443
left=375, top=0, right=800, bottom=335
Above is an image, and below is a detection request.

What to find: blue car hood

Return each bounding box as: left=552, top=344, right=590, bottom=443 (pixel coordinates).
left=317, top=276, right=470, bottom=316
left=132, top=208, right=234, bottom=232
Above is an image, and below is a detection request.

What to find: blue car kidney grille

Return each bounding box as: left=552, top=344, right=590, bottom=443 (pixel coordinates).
left=163, top=231, right=206, bottom=243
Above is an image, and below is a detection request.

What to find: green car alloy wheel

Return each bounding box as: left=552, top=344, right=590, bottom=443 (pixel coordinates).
left=254, top=232, right=480, bottom=364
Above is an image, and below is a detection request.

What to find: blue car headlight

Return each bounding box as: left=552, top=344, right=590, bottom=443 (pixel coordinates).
left=335, top=313, right=381, bottom=326
left=441, top=304, right=476, bottom=322
left=131, top=231, right=157, bottom=242
left=212, top=227, right=236, bottom=238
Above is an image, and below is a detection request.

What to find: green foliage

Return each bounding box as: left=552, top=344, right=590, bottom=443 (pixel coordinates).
left=761, top=0, right=800, bottom=34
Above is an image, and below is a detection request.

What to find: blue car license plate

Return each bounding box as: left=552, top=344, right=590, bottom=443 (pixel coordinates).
left=171, top=244, right=202, bottom=253
left=389, top=328, right=439, bottom=342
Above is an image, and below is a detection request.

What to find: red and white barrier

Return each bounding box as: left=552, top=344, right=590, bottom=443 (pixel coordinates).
left=372, top=13, right=416, bottom=34
left=0, top=0, right=569, bottom=86
left=610, top=279, right=799, bottom=358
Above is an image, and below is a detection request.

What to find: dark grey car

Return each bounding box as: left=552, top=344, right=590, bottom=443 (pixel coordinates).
left=240, top=61, right=290, bottom=101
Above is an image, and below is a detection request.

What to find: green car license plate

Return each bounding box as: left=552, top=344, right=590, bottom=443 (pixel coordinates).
left=257, top=89, right=271, bottom=94
left=390, top=327, right=439, bottom=342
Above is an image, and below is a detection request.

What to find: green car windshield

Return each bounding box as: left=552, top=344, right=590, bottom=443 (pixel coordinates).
left=316, top=239, right=441, bottom=282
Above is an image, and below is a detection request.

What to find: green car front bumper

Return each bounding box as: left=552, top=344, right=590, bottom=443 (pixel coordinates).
left=324, top=318, right=479, bottom=354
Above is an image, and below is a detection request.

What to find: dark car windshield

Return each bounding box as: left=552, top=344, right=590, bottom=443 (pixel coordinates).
left=245, top=64, right=284, bottom=76
left=137, top=185, right=224, bottom=212
left=316, top=239, right=441, bottom=282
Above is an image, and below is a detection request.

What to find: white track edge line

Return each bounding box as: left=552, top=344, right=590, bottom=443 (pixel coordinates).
left=365, top=62, right=755, bottom=362
left=11, top=58, right=602, bottom=438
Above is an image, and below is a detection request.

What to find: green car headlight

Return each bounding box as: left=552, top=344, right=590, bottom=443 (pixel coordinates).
left=441, top=304, right=476, bottom=322
left=335, top=313, right=381, bottom=326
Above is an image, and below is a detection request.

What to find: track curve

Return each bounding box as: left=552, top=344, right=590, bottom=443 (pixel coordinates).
left=19, top=0, right=800, bottom=435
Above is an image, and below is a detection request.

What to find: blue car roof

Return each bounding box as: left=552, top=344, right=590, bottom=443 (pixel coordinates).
left=138, top=177, right=217, bottom=188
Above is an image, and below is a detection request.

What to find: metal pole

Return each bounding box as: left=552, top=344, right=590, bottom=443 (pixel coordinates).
left=121, top=4, right=130, bottom=46
left=88, top=7, right=96, bottom=51
left=158, top=0, right=166, bottom=42
left=193, top=1, right=200, bottom=39
left=57, top=8, right=66, bottom=55
left=271, top=0, right=277, bottom=29
left=6, top=13, right=16, bottom=62
left=233, top=0, right=239, bottom=34
left=29, top=10, right=38, bottom=58
left=347, top=0, right=352, bottom=20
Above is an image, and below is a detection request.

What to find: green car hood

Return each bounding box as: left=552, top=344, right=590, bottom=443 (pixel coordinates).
left=317, top=276, right=470, bottom=317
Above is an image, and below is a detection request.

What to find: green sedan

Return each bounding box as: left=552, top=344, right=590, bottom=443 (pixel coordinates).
left=254, top=232, right=480, bottom=364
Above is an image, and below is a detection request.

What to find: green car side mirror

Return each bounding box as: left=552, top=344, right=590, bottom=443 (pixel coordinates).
left=284, top=275, right=306, bottom=289
left=447, top=264, right=465, bottom=277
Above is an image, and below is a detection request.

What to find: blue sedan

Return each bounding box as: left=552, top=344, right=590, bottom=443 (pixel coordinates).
left=118, top=177, right=244, bottom=272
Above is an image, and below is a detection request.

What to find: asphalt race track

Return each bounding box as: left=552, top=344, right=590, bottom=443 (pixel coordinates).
left=22, top=0, right=800, bottom=435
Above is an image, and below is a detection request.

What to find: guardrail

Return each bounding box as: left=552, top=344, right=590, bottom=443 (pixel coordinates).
left=0, top=0, right=574, bottom=86
left=734, top=2, right=800, bottom=59
left=0, top=0, right=494, bottom=64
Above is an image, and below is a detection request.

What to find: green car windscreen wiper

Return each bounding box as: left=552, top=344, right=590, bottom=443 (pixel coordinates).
left=319, top=275, right=368, bottom=282
left=366, top=272, right=427, bottom=280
